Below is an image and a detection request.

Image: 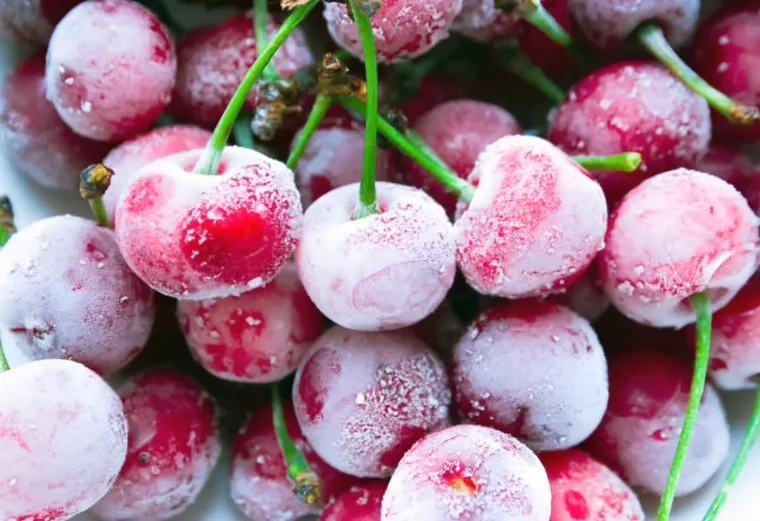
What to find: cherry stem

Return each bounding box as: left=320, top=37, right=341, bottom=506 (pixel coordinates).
left=497, top=43, right=565, bottom=104
left=657, top=291, right=712, bottom=521
left=337, top=96, right=475, bottom=202
left=193, top=0, right=320, bottom=175
left=702, top=377, right=760, bottom=521
left=80, top=164, right=114, bottom=228
left=0, top=195, right=15, bottom=373
left=574, top=152, right=642, bottom=172
left=286, top=94, right=332, bottom=170
left=89, top=199, right=110, bottom=228
left=637, top=23, right=760, bottom=125
left=233, top=116, right=256, bottom=149
left=271, top=382, right=321, bottom=505
left=255, top=0, right=278, bottom=82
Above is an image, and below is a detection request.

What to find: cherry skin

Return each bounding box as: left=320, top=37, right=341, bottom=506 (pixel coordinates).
left=600, top=168, right=760, bottom=328
left=455, top=135, right=607, bottom=299
left=452, top=0, right=520, bottom=43
left=292, top=326, right=451, bottom=478
left=0, top=53, right=111, bottom=190
left=0, top=360, right=128, bottom=521
left=404, top=99, right=521, bottom=216
left=381, top=424, right=551, bottom=521
left=45, top=0, right=176, bottom=142
left=585, top=350, right=730, bottom=496
left=320, top=480, right=387, bottom=521
left=398, top=74, right=476, bottom=125
left=91, top=370, right=221, bottom=521
left=694, top=141, right=755, bottom=193
left=547, top=60, right=711, bottom=205
left=115, top=146, right=303, bottom=300
left=0, top=0, right=82, bottom=46
left=230, top=400, right=353, bottom=521
left=518, top=0, right=574, bottom=76
left=0, top=215, right=155, bottom=375
left=178, top=263, right=323, bottom=383
left=296, top=182, right=456, bottom=331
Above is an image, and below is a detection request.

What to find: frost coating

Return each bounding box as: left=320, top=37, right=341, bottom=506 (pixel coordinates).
left=381, top=425, right=551, bottom=521
left=0, top=0, right=81, bottom=46
left=452, top=0, right=519, bottom=43
left=321, top=481, right=387, bottom=521
left=0, top=360, right=128, bottom=521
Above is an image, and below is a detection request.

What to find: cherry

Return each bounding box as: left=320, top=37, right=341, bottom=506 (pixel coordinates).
left=547, top=61, right=711, bottom=205
left=454, top=135, right=607, bottom=299
left=553, top=259, right=609, bottom=322
left=0, top=360, right=128, bottom=521
left=0, top=215, right=155, bottom=375
left=398, top=74, right=477, bottom=124
left=585, top=350, right=730, bottom=497
left=292, top=326, right=451, bottom=478
left=452, top=0, right=521, bottom=43
left=0, top=53, right=111, bottom=190
left=91, top=370, right=221, bottom=521
left=382, top=424, right=551, bottom=521
left=44, top=0, right=176, bottom=142
left=517, top=0, right=574, bottom=76
left=320, top=480, right=387, bottom=521
left=694, top=141, right=755, bottom=193
left=0, top=0, right=82, bottom=46
left=451, top=300, right=608, bottom=451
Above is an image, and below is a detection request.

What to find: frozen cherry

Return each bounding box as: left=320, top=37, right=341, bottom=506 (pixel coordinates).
left=585, top=350, right=730, bottom=496
left=171, top=12, right=313, bottom=128
left=296, top=182, right=455, bottom=331
left=405, top=99, right=521, bottom=215
left=230, top=400, right=353, bottom=521
left=694, top=141, right=754, bottom=192
left=452, top=300, right=608, bottom=452
left=0, top=215, right=155, bottom=374
left=0, top=53, right=111, bottom=190
left=0, top=0, right=81, bottom=46
left=91, top=370, right=221, bottom=521
left=324, top=0, right=463, bottom=63
left=455, top=135, right=607, bottom=299
left=517, top=0, right=574, bottom=76
left=178, top=263, right=323, bottom=383
left=382, top=424, right=551, bottom=521
left=293, top=326, right=451, bottom=478
left=115, top=146, right=303, bottom=300
left=600, top=168, right=760, bottom=328
left=102, top=125, right=212, bottom=225
left=553, top=259, right=609, bottom=322
left=398, top=74, right=476, bottom=124
left=547, top=61, right=711, bottom=205
left=45, top=0, right=176, bottom=141
left=0, top=359, right=128, bottom=521
left=452, top=0, right=520, bottom=43
left=539, top=450, right=644, bottom=521
left=320, top=481, right=387, bottom=521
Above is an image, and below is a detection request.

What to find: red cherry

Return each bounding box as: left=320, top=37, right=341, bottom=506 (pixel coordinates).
left=320, top=481, right=387, bottom=521
left=0, top=0, right=82, bottom=46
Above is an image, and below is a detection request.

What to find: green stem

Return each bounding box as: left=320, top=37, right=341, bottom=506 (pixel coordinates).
left=255, top=0, right=278, bottom=82
left=350, top=0, right=380, bottom=220
left=637, top=23, right=759, bottom=125
left=286, top=94, right=332, bottom=170
left=574, top=152, right=642, bottom=172
left=272, top=382, right=320, bottom=505
left=0, top=196, right=14, bottom=373
left=516, top=0, right=597, bottom=65
left=337, top=96, right=475, bottom=203
left=193, top=0, right=320, bottom=175
left=657, top=292, right=712, bottom=521
left=702, top=378, right=760, bottom=521
left=498, top=44, right=565, bottom=104
left=89, top=199, right=110, bottom=228
left=0, top=342, right=8, bottom=372
left=233, top=116, right=256, bottom=149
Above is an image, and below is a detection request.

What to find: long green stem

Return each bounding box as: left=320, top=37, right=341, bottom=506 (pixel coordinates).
left=287, top=94, right=332, bottom=170
left=657, top=292, right=712, bottom=521
left=574, top=152, right=642, bottom=172
left=193, top=0, right=320, bottom=175
left=89, top=199, right=110, bottom=228
left=497, top=44, right=565, bottom=104
left=0, top=196, right=15, bottom=373
left=637, top=23, right=759, bottom=125
left=338, top=97, right=475, bottom=203
left=702, top=378, right=760, bottom=521
left=350, top=0, right=380, bottom=220
left=272, top=382, right=320, bottom=505
left=233, top=116, right=256, bottom=149
left=255, top=0, right=278, bottom=82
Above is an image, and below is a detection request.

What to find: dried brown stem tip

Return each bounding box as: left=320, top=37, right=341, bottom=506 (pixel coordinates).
left=318, top=53, right=367, bottom=100
left=292, top=470, right=321, bottom=505
left=252, top=78, right=303, bottom=141
left=729, top=103, right=760, bottom=125
left=80, top=163, right=114, bottom=200
left=281, top=0, right=312, bottom=9
left=0, top=196, right=16, bottom=236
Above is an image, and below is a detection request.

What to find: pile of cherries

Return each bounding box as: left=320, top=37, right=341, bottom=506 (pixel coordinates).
left=2, top=0, right=760, bottom=520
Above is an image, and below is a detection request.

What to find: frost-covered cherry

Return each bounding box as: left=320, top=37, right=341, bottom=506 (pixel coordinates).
left=517, top=0, right=574, bottom=76
left=103, top=126, right=212, bottom=224
left=296, top=182, right=455, bottom=331
left=291, top=117, right=397, bottom=208
left=45, top=0, right=176, bottom=141
left=115, top=146, right=302, bottom=300
left=405, top=100, right=521, bottom=215
left=452, top=300, right=608, bottom=452
left=320, top=481, right=387, bottom=521
left=91, top=370, right=221, bottom=521
left=455, top=135, right=607, bottom=299
left=293, top=327, right=451, bottom=478
left=695, top=142, right=754, bottom=192
left=230, top=400, right=353, bottom=521
left=539, top=450, right=644, bottom=521
left=0, top=0, right=81, bottom=46
left=0, top=360, right=128, bottom=521
left=382, top=425, right=551, bottom=521
left=452, top=0, right=519, bottom=43
left=553, top=260, right=609, bottom=322
left=600, top=168, right=760, bottom=328
left=324, top=0, right=463, bottom=63
left=547, top=61, right=711, bottom=205
left=585, top=350, right=730, bottom=496
left=178, top=263, right=322, bottom=383
left=0, top=53, right=111, bottom=190
left=0, top=215, right=155, bottom=374
left=171, top=12, right=313, bottom=128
